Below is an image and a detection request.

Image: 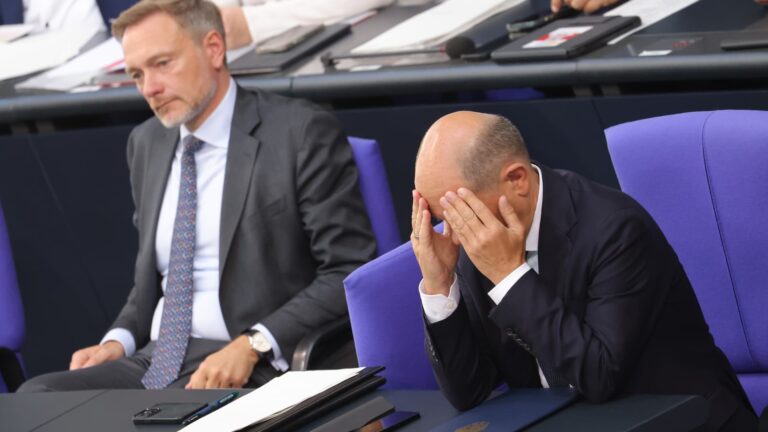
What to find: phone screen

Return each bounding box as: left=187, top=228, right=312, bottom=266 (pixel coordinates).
left=359, top=411, right=420, bottom=432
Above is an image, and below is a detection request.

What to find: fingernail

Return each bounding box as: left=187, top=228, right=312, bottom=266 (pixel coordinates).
left=445, top=191, right=457, bottom=202
left=457, top=188, right=467, bottom=197
left=440, top=196, right=449, bottom=207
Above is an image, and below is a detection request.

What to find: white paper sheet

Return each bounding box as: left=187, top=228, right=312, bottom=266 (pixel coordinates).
left=0, top=24, right=34, bottom=43
left=352, top=0, right=525, bottom=54
left=0, top=27, right=99, bottom=82
left=16, top=37, right=124, bottom=91
left=179, top=368, right=364, bottom=432
left=605, top=0, right=701, bottom=44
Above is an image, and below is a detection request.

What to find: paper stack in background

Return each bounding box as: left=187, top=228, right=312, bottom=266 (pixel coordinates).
left=0, top=27, right=99, bottom=82
left=15, top=37, right=124, bottom=92
left=351, top=0, right=525, bottom=54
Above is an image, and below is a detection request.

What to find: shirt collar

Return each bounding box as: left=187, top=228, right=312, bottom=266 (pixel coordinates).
left=526, top=164, right=543, bottom=253
left=179, top=77, right=237, bottom=149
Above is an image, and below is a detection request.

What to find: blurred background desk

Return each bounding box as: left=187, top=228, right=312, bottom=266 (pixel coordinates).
left=1, top=0, right=768, bottom=378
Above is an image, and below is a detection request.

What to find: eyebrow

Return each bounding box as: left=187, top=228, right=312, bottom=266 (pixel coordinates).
left=125, top=51, right=175, bottom=75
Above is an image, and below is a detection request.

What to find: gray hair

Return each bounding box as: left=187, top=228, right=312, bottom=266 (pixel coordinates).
left=461, top=115, right=529, bottom=190
left=112, top=0, right=226, bottom=46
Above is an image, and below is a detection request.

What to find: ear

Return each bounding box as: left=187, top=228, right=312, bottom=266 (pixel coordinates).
left=500, top=162, right=531, bottom=197
left=202, top=30, right=226, bottom=69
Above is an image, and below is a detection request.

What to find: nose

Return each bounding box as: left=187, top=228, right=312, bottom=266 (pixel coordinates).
left=141, top=71, right=163, bottom=100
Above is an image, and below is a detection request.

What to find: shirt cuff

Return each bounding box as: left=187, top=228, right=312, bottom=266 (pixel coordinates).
left=419, top=274, right=460, bottom=324
left=487, top=263, right=532, bottom=305
left=100, top=328, right=136, bottom=357
left=252, top=323, right=290, bottom=372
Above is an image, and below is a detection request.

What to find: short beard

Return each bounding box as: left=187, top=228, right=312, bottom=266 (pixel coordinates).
left=157, top=79, right=218, bottom=129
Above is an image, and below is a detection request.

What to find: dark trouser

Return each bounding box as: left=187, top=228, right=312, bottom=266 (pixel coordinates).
left=17, top=339, right=281, bottom=392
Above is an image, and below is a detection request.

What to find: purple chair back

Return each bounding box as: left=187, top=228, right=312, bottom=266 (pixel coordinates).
left=0, top=201, right=24, bottom=393
left=344, top=241, right=438, bottom=389
left=348, top=137, right=401, bottom=256
left=606, top=110, right=768, bottom=412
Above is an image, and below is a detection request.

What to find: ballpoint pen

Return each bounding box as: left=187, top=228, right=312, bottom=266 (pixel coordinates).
left=181, top=391, right=239, bottom=426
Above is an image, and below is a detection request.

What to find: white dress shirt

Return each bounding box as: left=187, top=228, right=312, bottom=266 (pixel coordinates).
left=419, top=165, right=551, bottom=387
left=103, top=78, right=289, bottom=372
left=212, top=0, right=394, bottom=46
left=23, top=0, right=104, bottom=33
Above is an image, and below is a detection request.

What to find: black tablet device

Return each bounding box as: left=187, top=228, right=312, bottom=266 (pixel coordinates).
left=492, top=15, right=640, bottom=62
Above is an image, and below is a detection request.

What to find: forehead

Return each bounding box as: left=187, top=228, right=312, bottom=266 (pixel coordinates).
left=121, top=12, right=187, bottom=64
left=415, top=165, right=464, bottom=219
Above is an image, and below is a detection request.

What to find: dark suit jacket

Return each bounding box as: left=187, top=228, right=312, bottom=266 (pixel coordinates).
left=0, top=0, right=135, bottom=26
left=110, top=86, right=376, bottom=362
left=425, top=165, right=755, bottom=431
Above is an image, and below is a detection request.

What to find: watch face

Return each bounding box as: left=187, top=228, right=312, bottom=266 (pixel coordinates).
left=251, top=332, right=272, bottom=353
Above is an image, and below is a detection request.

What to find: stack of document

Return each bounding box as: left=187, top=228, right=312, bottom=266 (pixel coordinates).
left=0, top=27, right=99, bottom=82
left=180, top=368, right=367, bottom=432
left=351, top=0, right=525, bottom=54
left=16, top=37, right=124, bottom=92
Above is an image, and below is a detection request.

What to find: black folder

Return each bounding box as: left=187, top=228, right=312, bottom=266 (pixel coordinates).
left=492, top=15, right=640, bottom=62
left=240, top=366, right=386, bottom=432
left=229, top=23, right=351, bottom=75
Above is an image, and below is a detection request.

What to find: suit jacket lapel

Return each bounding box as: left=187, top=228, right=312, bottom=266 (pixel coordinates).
left=141, top=125, right=178, bottom=293
left=537, top=165, right=577, bottom=294
left=219, top=87, right=262, bottom=277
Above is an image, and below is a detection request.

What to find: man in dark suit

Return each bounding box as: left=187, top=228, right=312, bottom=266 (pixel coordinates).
left=411, top=111, right=756, bottom=431
left=19, top=0, right=374, bottom=392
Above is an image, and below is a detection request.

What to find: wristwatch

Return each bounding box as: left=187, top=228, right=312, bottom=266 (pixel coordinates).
left=246, top=330, right=273, bottom=359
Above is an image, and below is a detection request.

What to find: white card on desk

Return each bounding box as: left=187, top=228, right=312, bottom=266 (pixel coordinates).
left=605, top=0, right=700, bottom=44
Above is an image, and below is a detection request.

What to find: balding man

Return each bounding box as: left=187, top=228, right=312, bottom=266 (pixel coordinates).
left=411, top=112, right=756, bottom=431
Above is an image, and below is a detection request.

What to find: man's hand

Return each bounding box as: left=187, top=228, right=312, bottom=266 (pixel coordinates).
left=411, top=190, right=459, bottom=296
left=552, top=0, right=620, bottom=13
left=439, top=189, right=526, bottom=285
left=69, top=341, right=125, bottom=370
left=219, top=7, right=253, bottom=50
left=186, top=335, right=258, bottom=389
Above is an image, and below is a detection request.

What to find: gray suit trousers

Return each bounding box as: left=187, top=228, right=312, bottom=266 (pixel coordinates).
left=17, top=339, right=280, bottom=392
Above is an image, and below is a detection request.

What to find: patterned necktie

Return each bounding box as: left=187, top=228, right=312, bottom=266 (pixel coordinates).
left=142, top=135, right=203, bottom=389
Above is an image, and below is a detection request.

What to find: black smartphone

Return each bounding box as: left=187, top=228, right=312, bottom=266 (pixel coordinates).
left=358, top=411, right=420, bottom=432
left=132, top=402, right=206, bottom=425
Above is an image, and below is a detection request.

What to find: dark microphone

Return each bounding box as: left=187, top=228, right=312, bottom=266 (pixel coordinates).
left=444, top=3, right=534, bottom=59
left=445, top=36, right=478, bottom=59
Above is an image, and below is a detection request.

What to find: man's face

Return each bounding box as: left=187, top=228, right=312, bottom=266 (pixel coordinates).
left=122, top=12, right=217, bottom=129
left=414, top=162, right=501, bottom=224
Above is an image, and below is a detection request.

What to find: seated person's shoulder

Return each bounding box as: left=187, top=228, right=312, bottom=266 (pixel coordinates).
left=557, top=168, right=657, bottom=237
left=250, top=88, right=335, bottom=122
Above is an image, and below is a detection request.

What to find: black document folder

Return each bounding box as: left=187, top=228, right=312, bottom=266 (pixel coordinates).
left=240, top=366, right=386, bottom=432
left=492, top=15, right=640, bottom=62
left=229, top=23, right=351, bottom=75
left=431, top=388, right=579, bottom=432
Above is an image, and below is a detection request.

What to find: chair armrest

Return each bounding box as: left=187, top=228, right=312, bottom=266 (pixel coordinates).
left=291, top=316, right=353, bottom=371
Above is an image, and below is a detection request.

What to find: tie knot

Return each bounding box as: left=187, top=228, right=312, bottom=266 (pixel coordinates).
left=183, top=135, right=204, bottom=154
